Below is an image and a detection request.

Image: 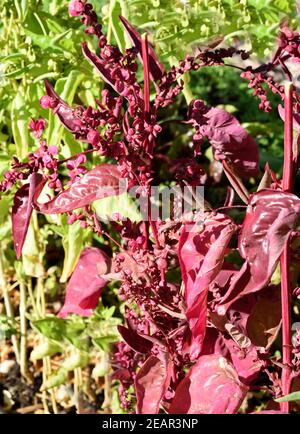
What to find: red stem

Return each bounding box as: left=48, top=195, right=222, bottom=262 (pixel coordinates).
left=58, top=148, right=95, bottom=165
left=280, top=82, right=293, bottom=413
left=141, top=34, right=150, bottom=117
left=280, top=243, right=292, bottom=413
left=141, top=34, right=151, bottom=248
left=141, top=34, right=161, bottom=254
left=282, top=83, right=294, bottom=191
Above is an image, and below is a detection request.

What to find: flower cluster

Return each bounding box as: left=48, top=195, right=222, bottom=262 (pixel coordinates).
left=278, top=26, right=300, bottom=62
left=29, top=118, right=46, bottom=139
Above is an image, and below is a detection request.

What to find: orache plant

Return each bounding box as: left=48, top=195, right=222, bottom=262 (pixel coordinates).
left=1, top=0, right=300, bottom=413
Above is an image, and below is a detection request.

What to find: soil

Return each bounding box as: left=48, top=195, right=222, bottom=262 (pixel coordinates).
left=0, top=362, right=42, bottom=413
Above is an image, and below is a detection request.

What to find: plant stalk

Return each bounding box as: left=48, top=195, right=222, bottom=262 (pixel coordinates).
left=282, top=82, right=294, bottom=192
left=0, top=247, right=20, bottom=362
left=141, top=34, right=160, bottom=249
left=280, top=82, right=294, bottom=413
left=19, top=281, right=31, bottom=381
left=141, top=34, right=150, bottom=118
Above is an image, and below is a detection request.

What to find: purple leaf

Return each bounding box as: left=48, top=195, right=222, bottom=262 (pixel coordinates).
left=224, top=338, right=263, bottom=384
left=218, top=189, right=300, bottom=312
left=135, top=355, right=172, bottom=414
left=203, top=297, right=263, bottom=383
left=12, top=173, right=45, bottom=259
left=246, top=286, right=282, bottom=349
left=257, top=163, right=274, bottom=191
left=217, top=262, right=254, bottom=314
left=169, top=354, right=248, bottom=414
left=188, top=100, right=259, bottom=177
left=199, top=328, right=230, bottom=358
left=44, top=80, right=86, bottom=135
left=239, top=189, right=300, bottom=281
left=179, top=215, right=236, bottom=359
left=82, top=43, right=118, bottom=93
left=117, top=325, right=153, bottom=354
left=119, top=16, right=164, bottom=82
left=222, top=160, right=250, bottom=204
left=278, top=104, right=300, bottom=131
left=58, top=247, right=109, bottom=318
left=33, top=164, right=125, bottom=214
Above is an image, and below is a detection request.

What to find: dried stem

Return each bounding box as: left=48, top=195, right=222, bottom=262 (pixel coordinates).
left=0, top=247, right=20, bottom=362
left=19, top=280, right=31, bottom=382
left=46, top=356, right=58, bottom=414
left=74, top=367, right=83, bottom=414
left=42, top=361, right=50, bottom=414
left=102, top=353, right=112, bottom=414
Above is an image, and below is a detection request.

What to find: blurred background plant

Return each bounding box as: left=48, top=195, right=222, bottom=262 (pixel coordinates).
left=0, top=0, right=299, bottom=414
left=106, top=0, right=299, bottom=56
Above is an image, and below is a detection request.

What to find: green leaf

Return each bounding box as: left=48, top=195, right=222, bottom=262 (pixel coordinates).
left=64, top=317, right=89, bottom=351
left=24, top=28, right=72, bottom=52
left=61, top=130, right=83, bottom=159
left=0, top=221, right=11, bottom=242
left=61, top=351, right=89, bottom=371
left=107, top=0, right=126, bottom=50
left=30, top=340, right=63, bottom=360
left=0, top=53, right=28, bottom=62
left=275, top=391, right=300, bottom=403
left=0, top=198, right=10, bottom=224
left=60, top=220, right=84, bottom=283
left=32, top=317, right=66, bottom=342
left=0, top=314, right=17, bottom=340
left=43, top=368, right=68, bottom=390
left=92, top=357, right=109, bottom=377
left=14, top=260, right=26, bottom=282
left=102, top=306, right=116, bottom=320
left=11, top=92, right=33, bottom=160
left=93, top=192, right=142, bottom=223
left=92, top=336, right=118, bottom=352
left=14, top=0, right=29, bottom=22
left=4, top=65, right=35, bottom=78
left=22, top=221, right=44, bottom=277
left=0, top=154, right=11, bottom=177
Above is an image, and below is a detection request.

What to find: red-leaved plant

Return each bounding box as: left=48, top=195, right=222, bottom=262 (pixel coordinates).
left=2, top=0, right=300, bottom=414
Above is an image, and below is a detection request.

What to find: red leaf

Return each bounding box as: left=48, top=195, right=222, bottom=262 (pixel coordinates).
left=218, top=189, right=300, bottom=311
left=12, top=173, right=45, bottom=259
left=246, top=286, right=282, bottom=349
left=135, top=355, right=172, bottom=414
left=117, top=325, right=153, bottom=354
left=224, top=338, right=263, bottom=384
left=82, top=43, right=118, bottom=93
left=278, top=104, right=300, bottom=131
left=34, top=164, right=124, bottom=214
left=222, top=160, right=250, bottom=204
left=119, top=16, right=164, bottom=82
left=58, top=247, right=109, bottom=318
left=45, top=81, right=86, bottom=135
left=200, top=328, right=229, bottom=358
left=169, top=354, right=248, bottom=414
left=179, top=215, right=236, bottom=359
left=239, top=189, right=300, bottom=281
left=188, top=100, right=259, bottom=177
